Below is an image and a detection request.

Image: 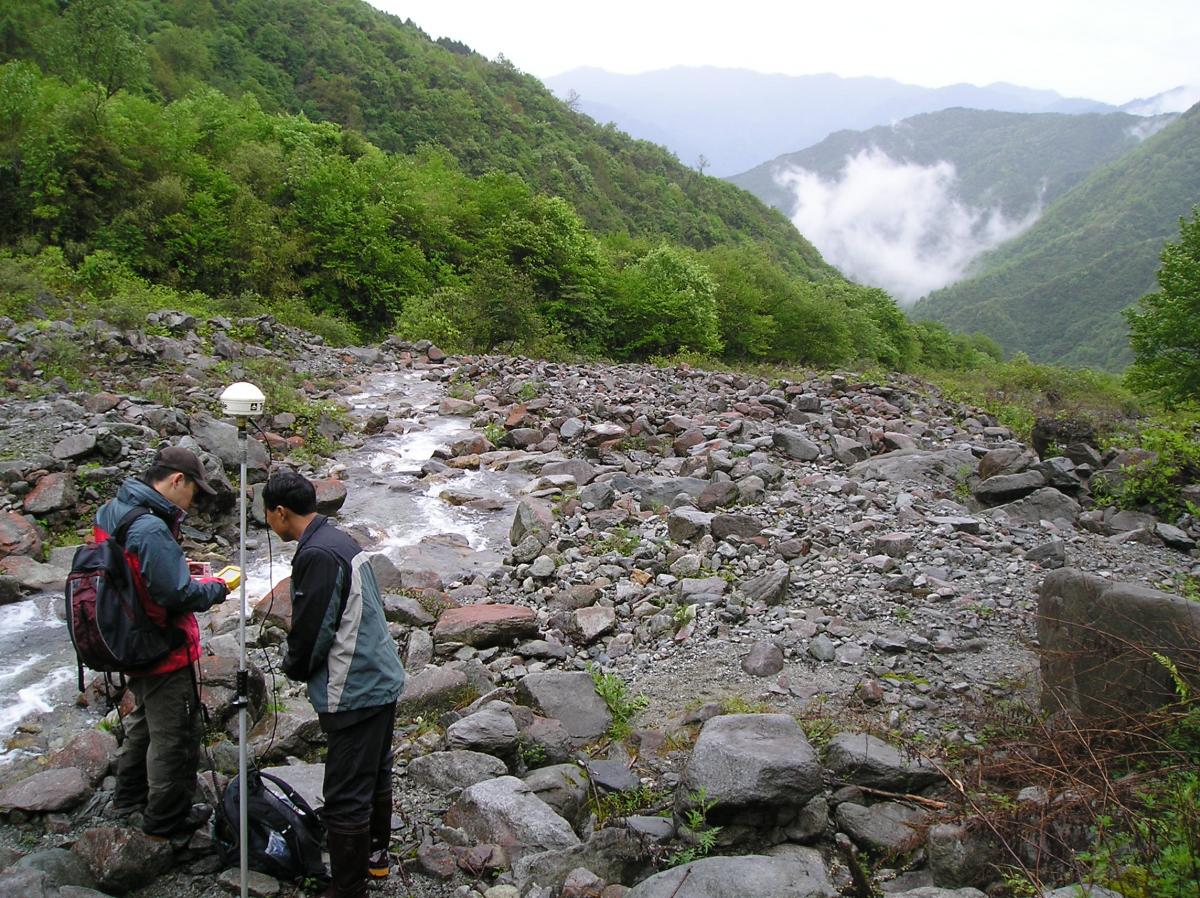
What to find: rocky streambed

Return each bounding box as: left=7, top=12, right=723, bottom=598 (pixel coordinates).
left=0, top=314, right=1197, bottom=898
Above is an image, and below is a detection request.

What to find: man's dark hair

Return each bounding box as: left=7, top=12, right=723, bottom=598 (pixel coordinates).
left=142, top=464, right=181, bottom=487
left=263, top=471, right=317, bottom=515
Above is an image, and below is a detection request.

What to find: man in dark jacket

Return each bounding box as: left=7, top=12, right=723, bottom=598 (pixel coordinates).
left=263, top=470, right=405, bottom=898
left=96, top=446, right=229, bottom=838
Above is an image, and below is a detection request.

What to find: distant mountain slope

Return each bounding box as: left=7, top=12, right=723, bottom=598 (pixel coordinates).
left=911, top=104, right=1200, bottom=371
left=728, top=108, right=1166, bottom=220
left=544, top=66, right=1113, bottom=176
left=0, top=0, right=834, bottom=282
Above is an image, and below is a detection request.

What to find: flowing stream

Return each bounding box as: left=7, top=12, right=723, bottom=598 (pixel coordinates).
left=0, top=368, right=519, bottom=769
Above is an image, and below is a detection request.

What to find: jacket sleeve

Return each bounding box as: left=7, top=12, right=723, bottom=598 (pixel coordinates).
left=282, top=547, right=344, bottom=681
left=127, top=516, right=228, bottom=612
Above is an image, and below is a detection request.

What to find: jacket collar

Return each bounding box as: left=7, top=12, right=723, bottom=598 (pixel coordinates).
left=116, top=477, right=186, bottom=531
left=294, top=514, right=330, bottom=558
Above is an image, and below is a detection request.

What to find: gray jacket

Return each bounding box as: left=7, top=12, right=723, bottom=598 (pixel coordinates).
left=282, top=516, right=405, bottom=714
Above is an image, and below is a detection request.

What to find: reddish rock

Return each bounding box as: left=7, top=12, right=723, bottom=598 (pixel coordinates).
left=416, top=840, right=456, bottom=879
left=83, top=392, right=122, bottom=413
left=433, top=604, right=539, bottom=648
left=23, top=472, right=77, bottom=515
left=312, top=478, right=348, bottom=515
left=0, top=767, right=90, bottom=812
left=455, top=843, right=506, bottom=876
left=505, top=403, right=531, bottom=428
left=584, top=423, right=627, bottom=446
left=253, top=576, right=292, bottom=631
left=46, top=729, right=118, bottom=785
left=672, top=429, right=706, bottom=455
left=73, top=825, right=174, bottom=894
left=0, top=511, right=41, bottom=558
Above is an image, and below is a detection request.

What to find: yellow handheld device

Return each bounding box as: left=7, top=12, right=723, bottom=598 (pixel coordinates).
left=216, top=565, right=242, bottom=590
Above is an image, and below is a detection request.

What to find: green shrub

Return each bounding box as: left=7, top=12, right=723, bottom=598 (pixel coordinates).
left=587, top=663, right=649, bottom=741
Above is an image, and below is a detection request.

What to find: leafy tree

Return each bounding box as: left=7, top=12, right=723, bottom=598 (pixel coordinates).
left=42, top=0, right=149, bottom=98
left=613, top=245, right=722, bottom=358
left=1125, top=208, right=1200, bottom=406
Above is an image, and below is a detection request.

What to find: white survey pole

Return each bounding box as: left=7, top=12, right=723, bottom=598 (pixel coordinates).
left=220, top=382, right=265, bottom=898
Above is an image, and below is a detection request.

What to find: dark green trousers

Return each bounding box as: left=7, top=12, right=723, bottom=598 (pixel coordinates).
left=113, top=665, right=201, bottom=835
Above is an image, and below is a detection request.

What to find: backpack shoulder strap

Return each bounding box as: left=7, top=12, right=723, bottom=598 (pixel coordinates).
left=259, top=771, right=322, bottom=818
left=111, top=506, right=151, bottom=545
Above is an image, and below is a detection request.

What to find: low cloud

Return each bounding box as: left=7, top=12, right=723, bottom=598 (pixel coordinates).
left=1123, top=85, right=1200, bottom=116
left=777, top=149, right=1040, bottom=303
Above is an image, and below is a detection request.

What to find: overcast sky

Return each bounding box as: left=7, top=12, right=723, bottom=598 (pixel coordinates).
left=371, top=0, right=1197, bottom=105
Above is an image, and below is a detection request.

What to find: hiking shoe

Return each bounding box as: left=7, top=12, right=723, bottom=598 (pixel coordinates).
left=367, top=847, right=390, bottom=880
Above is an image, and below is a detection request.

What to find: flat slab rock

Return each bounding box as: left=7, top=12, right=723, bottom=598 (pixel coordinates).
left=0, top=767, right=90, bottom=813
left=626, top=855, right=837, bottom=898
left=433, top=604, right=539, bottom=647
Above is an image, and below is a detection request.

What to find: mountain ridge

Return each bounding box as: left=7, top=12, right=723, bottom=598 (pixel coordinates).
left=544, top=65, right=1114, bottom=175
left=911, top=103, right=1200, bottom=370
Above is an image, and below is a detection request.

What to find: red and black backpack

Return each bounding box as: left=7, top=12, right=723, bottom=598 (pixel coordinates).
left=65, top=507, right=185, bottom=690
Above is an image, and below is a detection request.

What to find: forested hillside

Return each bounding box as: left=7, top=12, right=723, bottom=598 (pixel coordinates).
left=728, top=108, right=1165, bottom=220
left=912, top=104, right=1200, bottom=370
left=1, top=0, right=997, bottom=371
left=0, top=0, right=830, bottom=281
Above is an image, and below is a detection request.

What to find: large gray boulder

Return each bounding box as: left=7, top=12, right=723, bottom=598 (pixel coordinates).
left=626, top=856, right=837, bottom=898
left=188, top=414, right=269, bottom=471
left=677, top=714, right=823, bottom=846
left=849, top=448, right=977, bottom=485
left=517, top=671, right=612, bottom=741
left=446, top=703, right=520, bottom=757
left=835, top=801, right=926, bottom=854
left=408, top=751, right=509, bottom=794
left=986, top=487, right=1080, bottom=525
left=12, top=848, right=97, bottom=892
left=514, top=827, right=650, bottom=894
left=772, top=429, right=821, bottom=462
left=1038, top=568, right=1200, bottom=716
left=824, top=732, right=941, bottom=791
left=443, top=776, right=580, bottom=861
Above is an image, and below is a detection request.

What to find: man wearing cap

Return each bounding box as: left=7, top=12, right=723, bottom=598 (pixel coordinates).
left=95, top=446, right=230, bottom=839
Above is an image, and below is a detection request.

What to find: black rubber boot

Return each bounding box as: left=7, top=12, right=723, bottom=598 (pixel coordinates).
left=366, top=794, right=392, bottom=881
left=317, top=826, right=369, bottom=898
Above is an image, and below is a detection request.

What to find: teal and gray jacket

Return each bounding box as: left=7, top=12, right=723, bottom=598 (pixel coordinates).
left=282, top=515, right=405, bottom=715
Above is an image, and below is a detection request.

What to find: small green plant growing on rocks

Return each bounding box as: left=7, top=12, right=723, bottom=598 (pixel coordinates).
left=590, top=784, right=671, bottom=827
left=668, top=787, right=722, bottom=867
left=482, top=421, right=505, bottom=446
left=1168, top=574, right=1200, bottom=603
left=671, top=603, right=696, bottom=634
left=616, top=434, right=647, bottom=452
left=516, top=379, right=541, bottom=401
left=719, top=694, right=773, bottom=715
left=953, top=464, right=973, bottom=500
left=517, top=737, right=548, bottom=769
left=596, top=524, right=640, bottom=556
left=445, top=373, right=475, bottom=400
left=587, top=663, right=649, bottom=741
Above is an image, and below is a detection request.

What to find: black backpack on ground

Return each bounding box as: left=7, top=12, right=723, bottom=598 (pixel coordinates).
left=65, top=506, right=186, bottom=691
left=216, top=770, right=327, bottom=882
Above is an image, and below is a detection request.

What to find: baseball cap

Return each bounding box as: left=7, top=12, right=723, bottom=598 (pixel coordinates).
left=155, top=446, right=217, bottom=495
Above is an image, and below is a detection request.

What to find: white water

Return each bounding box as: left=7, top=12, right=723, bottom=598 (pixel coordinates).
left=0, top=366, right=521, bottom=766
left=0, top=595, right=78, bottom=740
